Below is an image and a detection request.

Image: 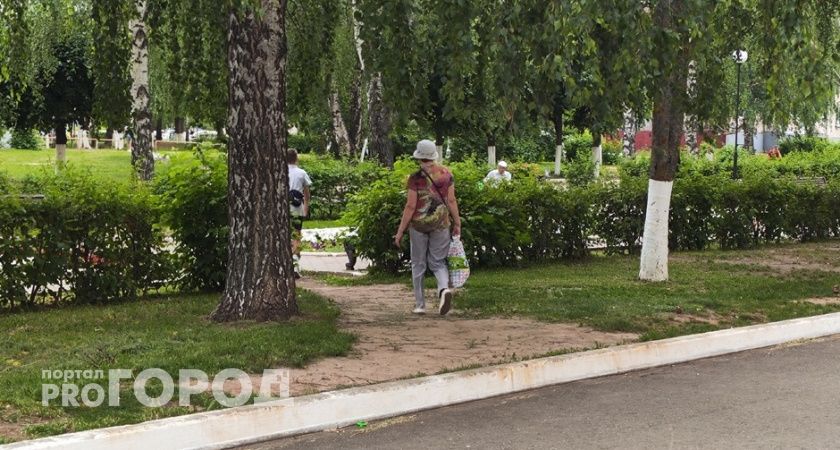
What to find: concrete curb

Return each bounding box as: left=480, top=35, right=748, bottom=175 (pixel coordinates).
left=6, top=312, right=840, bottom=450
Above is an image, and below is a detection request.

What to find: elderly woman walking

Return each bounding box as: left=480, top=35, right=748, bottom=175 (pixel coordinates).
left=394, top=140, right=462, bottom=315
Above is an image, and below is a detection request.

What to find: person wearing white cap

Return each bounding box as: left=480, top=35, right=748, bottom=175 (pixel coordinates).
left=393, top=139, right=462, bottom=315
left=484, top=160, right=512, bottom=185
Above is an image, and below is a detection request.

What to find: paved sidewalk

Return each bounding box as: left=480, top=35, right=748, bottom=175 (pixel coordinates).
left=300, top=253, right=370, bottom=274
left=242, top=335, right=840, bottom=450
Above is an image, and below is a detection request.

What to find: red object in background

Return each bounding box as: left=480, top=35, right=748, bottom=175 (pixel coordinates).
left=767, top=147, right=782, bottom=159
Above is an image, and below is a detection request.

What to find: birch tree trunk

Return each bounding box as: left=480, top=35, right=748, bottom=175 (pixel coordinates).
left=622, top=110, right=637, bottom=157
left=129, top=0, right=154, bottom=181
left=329, top=92, right=351, bottom=157
left=347, top=0, right=365, bottom=157
left=367, top=72, right=394, bottom=167
left=211, top=0, right=297, bottom=322
left=639, top=0, right=687, bottom=282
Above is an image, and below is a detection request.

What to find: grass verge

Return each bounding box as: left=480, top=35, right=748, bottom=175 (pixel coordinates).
left=0, top=289, right=354, bottom=442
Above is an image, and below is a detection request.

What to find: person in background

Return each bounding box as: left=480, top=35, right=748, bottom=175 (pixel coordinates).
left=288, top=149, right=312, bottom=278
left=484, top=160, right=512, bottom=185
left=394, top=139, right=462, bottom=316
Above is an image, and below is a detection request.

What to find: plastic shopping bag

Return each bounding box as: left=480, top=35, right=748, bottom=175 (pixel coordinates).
left=447, top=236, right=470, bottom=288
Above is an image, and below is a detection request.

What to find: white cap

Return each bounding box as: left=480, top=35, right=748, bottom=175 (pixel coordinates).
left=412, top=139, right=438, bottom=160
left=498, top=160, right=508, bottom=168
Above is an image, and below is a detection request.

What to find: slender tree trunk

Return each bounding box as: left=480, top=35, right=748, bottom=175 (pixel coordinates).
left=211, top=0, right=296, bottom=322
left=367, top=72, right=393, bottom=167
left=435, top=134, right=444, bottom=163
left=639, top=0, right=687, bottom=282
left=174, top=116, right=186, bottom=142
left=744, top=121, right=754, bottom=153
left=553, top=106, right=564, bottom=176
left=591, top=132, right=602, bottom=178
left=487, top=135, right=496, bottom=167
left=155, top=118, right=163, bottom=141
left=348, top=0, right=365, bottom=156
left=55, top=122, right=67, bottom=167
left=129, top=0, right=154, bottom=180
left=106, top=127, right=114, bottom=140
left=329, top=92, right=351, bottom=157
left=622, top=110, right=637, bottom=157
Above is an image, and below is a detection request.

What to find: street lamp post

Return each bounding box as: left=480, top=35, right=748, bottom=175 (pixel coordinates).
left=732, top=50, right=748, bottom=179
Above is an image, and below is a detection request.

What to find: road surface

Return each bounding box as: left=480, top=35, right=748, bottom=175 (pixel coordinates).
left=238, top=335, right=840, bottom=449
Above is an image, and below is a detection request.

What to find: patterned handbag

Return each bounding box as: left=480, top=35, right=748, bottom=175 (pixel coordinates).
left=447, top=236, right=470, bottom=288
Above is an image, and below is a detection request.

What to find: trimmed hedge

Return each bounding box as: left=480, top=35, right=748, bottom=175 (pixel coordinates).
left=347, top=158, right=840, bottom=273
left=0, top=170, right=169, bottom=308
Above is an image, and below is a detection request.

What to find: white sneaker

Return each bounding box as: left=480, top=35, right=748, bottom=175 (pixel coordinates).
left=412, top=307, right=426, bottom=314
left=439, top=289, right=453, bottom=316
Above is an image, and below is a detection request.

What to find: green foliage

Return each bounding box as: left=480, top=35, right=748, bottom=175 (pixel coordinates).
left=778, top=136, right=829, bottom=156
left=10, top=128, right=40, bottom=149
left=288, top=133, right=327, bottom=154
left=0, top=169, right=170, bottom=309
left=563, top=154, right=596, bottom=187
left=602, top=138, right=623, bottom=165
left=154, top=151, right=228, bottom=292
left=348, top=158, right=840, bottom=273
left=90, top=0, right=132, bottom=130
left=302, top=156, right=386, bottom=219
left=563, top=132, right=592, bottom=161
left=621, top=144, right=840, bottom=181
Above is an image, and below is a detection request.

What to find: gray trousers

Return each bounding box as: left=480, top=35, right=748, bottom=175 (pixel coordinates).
left=409, top=227, right=451, bottom=308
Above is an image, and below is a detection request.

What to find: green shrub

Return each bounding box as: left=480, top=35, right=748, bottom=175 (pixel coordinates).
left=563, top=132, right=592, bottom=161
left=348, top=158, right=840, bottom=273
left=302, top=156, right=386, bottom=219
left=10, top=129, right=41, bottom=150
left=593, top=175, right=647, bottom=254
left=154, top=151, right=228, bottom=291
left=602, top=138, right=623, bottom=165
left=778, top=135, right=829, bottom=155
left=0, top=169, right=170, bottom=308
left=564, top=155, right=597, bottom=187
left=288, top=133, right=326, bottom=154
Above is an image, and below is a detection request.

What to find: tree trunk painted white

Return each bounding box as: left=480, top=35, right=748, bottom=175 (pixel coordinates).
left=43, top=134, right=51, bottom=149
left=487, top=145, right=496, bottom=167
left=113, top=131, right=123, bottom=149
left=56, top=144, right=66, bottom=165
left=591, top=144, right=602, bottom=178
left=129, top=0, right=154, bottom=180
left=554, top=144, right=564, bottom=176
left=639, top=179, right=673, bottom=281
left=436, top=144, right=444, bottom=162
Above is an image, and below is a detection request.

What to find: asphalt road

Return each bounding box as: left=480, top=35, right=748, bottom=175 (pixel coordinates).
left=236, top=335, right=840, bottom=450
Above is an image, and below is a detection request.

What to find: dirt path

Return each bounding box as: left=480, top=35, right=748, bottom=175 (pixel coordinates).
left=280, top=279, right=638, bottom=396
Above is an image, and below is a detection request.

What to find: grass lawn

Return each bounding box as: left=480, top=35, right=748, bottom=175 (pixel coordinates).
left=317, top=241, right=840, bottom=340
left=0, top=290, right=354, bottom=443
left=0, top=149, right=201, bottom=184
left=303, top=218, right=348, bottom=229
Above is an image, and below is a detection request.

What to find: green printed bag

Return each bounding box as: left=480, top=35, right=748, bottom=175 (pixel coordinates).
left=447, top=236, right=470, bottom=288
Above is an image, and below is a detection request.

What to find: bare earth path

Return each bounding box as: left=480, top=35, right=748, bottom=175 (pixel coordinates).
left=284, top=279, right=638, bottom=396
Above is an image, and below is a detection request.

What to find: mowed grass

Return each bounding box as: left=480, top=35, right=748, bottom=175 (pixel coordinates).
left=0, top=149, right=202, bottom=183
left=0, top=290, right=354, bottom=442
left=318, top=241, right=840, bottom=340
left=457, top=242, right=840, bottom=340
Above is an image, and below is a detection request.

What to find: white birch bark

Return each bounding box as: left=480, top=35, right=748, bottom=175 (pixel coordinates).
left=487, top=145, right=496, bottom=167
